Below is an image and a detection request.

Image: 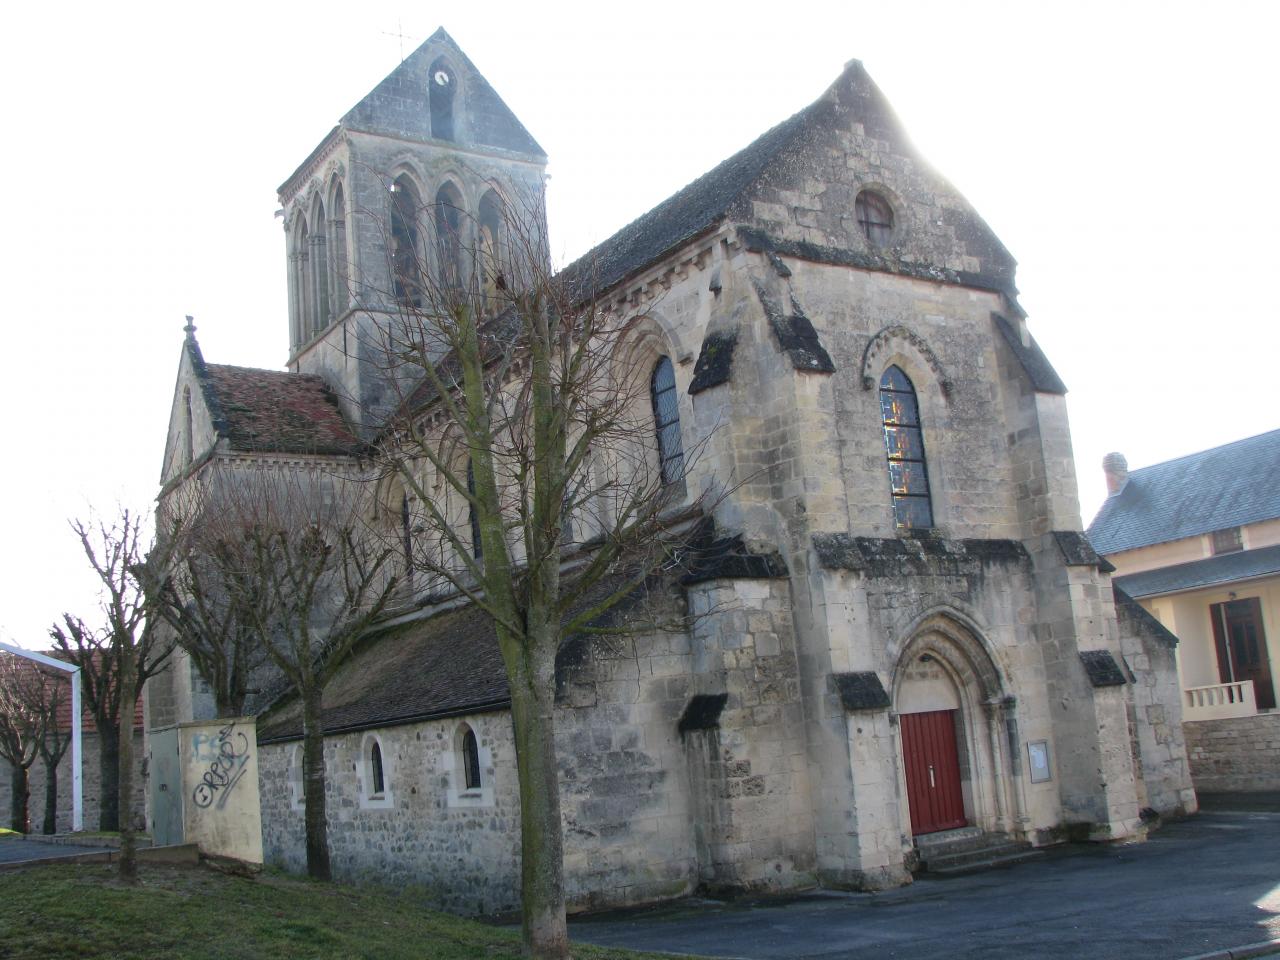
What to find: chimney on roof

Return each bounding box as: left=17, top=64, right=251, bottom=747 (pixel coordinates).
left=1103, top=452, right=1129, bottom=496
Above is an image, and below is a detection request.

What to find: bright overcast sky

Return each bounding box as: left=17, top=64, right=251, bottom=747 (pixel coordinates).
left=1, top=0, right=1276, bottom=646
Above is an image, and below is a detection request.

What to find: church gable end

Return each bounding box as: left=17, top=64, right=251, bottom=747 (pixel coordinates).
left=341, top=28, right=545, bottom=158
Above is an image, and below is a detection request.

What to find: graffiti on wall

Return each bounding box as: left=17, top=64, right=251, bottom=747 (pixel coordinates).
left=191, top=722, right=252, bottom=810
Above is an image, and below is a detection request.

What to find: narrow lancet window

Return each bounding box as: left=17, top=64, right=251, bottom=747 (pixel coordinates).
left=880, top=365, right=933, bottom=529
left=435, top=183, right=464, bottom=291
left=370, top=741, right=385, bottom=795
left=651, top=357, right=684, bottom=485
left=429, top=58, right=456, bottom=141
left=462, top=727, right=481, bottom=790
left=391, top=176, right=422, bottom=307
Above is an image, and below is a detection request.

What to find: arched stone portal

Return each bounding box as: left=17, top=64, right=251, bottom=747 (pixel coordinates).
left=891, top=616, right=1016, bottom=841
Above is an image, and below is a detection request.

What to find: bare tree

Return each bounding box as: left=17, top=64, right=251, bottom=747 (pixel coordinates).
left=50, top=511, right=175, bottom=880
left=165, top=464, right=400, bottom=880
left=361, top=180, right=709, bottom=958
left=0, top=653, right=56, bottom=833
left=36, top=676, right=70, bottom=835
left=147, top=508, right=272, bottom=719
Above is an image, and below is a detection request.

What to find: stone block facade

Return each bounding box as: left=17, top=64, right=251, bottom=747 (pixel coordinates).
left=154, top=32, right=1197, bottom=918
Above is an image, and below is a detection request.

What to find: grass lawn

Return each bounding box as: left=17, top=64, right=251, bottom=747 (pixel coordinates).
left=0, top=828, right=20, bottom=838
left=0, top=861, right=673, bottom=960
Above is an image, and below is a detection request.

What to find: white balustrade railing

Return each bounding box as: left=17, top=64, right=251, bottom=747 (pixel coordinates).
left=1183, top=680, right=1257, bottom=721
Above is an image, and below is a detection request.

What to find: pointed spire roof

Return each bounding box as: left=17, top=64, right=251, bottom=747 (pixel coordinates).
left=341, top=26, right=544, bottom=158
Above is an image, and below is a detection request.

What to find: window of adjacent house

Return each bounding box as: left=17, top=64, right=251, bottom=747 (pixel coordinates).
left=880, top=365, right=934, bottom=529
left=650, top=357, right=684, bottom=485
left=855, top=190, right=894, bottom=247
left=1211, top=527, right=1243, bottom=555
left=461, top=726, right=481, bottom=790
left=391, top=176, right=422, bottom=307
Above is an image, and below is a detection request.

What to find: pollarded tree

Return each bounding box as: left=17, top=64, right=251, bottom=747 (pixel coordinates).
left=147, top=499, right=273, bottom=720
left=0, top=652, right=56, bottom=833
left=362, top=179, right=711, bottom=959
left=165, top=464, right=401, bottom=880
left=50, top=511, right=175, bottom=880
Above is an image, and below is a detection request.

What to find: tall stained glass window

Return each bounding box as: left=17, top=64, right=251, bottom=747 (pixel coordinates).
left=651, top=357, right=684, bottom=485
left=880, top=365, right=933, bottom=529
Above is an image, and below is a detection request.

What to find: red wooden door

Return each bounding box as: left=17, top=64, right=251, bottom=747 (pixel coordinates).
left=900, top=709, right=967, bottom=835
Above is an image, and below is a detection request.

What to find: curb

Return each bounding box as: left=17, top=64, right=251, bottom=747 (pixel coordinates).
left=1177, top=938, right=1280, bottom=960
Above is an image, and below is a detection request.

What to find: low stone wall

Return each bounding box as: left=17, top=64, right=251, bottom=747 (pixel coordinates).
left=1184, top=714, right=1280, bottom=792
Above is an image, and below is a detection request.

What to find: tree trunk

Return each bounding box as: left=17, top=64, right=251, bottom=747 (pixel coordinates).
left=97, top=722, right=120, bottom=831
left=42, top=756, right=58, bottom=834
left=9, top=764, right=30, bottom=833
left=301, top=687, right=332, bottom=880
left=118, top=649, right=139, bottom=882
left=508, top=642, right=569, bottom=960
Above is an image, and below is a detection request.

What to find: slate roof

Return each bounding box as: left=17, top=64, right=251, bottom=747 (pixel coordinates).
left=257, top=601, right=510, bottom=743
left=200, top=362, right=363, bottom=457
left=560, top=102, right=816, bottom=298
left=1087, top=429, right=1280, bottom=554
left=1112, top=543, right=1280, bottom=599
left=256, top=570, right=657, bottom=743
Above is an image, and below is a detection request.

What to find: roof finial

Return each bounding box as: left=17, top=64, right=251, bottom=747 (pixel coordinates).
left=183, top=315, right=197, bottom=338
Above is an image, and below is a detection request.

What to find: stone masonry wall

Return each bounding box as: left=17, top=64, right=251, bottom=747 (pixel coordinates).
left=0, top=730, right=145, bottom=834
left=259, top=710, right=521, bottom=916
left=1184, top=715, right=1280, bottom=792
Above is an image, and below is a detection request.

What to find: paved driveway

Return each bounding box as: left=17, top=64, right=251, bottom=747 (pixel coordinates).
left=571, top=810, right=1280, bottom=960
left=0, top=838, right=113, bottom=866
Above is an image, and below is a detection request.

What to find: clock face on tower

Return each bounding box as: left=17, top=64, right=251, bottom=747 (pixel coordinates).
left=434, top=70, right=451, bottom=87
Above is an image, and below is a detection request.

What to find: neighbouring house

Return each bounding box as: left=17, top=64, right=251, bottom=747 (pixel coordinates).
left=1088, top=430, right=1280, bottom=792
left=146, top=28, right=1195, bottom=915
left=0, top=655, right=145, bottom=834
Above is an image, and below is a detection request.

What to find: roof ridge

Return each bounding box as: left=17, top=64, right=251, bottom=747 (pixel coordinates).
left=1128, top=427, right=1280, bottom=477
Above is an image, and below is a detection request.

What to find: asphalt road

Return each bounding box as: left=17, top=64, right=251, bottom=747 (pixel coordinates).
left=570, top=810, right=1280, bottom=960
left=0, top=838, right=113, bottom=866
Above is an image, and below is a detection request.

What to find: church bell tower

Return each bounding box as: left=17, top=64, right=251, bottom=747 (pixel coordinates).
left=276, top=28, right=548, bottom=436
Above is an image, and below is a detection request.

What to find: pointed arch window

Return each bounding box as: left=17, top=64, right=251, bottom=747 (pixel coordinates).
left=461, top=726, right=481, bottom=790
left=291, top=215, right=312, bottom=346
left=330, top=182, right=349, bottom=314
left=309, top=196, right=330, bottom=335
left=370, top=741, right=385, bottom=796
left=391, top=176, right=422, bottom=307
left=435, top=183, right=464, bottom=291
left=651, top=357, right=684, bottom=485
left=478, top=189, right=504, bottom=309
left=880, top=365, right=933, bottom=529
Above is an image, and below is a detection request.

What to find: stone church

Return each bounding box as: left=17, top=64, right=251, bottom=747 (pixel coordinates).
left=148, top=28, right=1195, bottom=914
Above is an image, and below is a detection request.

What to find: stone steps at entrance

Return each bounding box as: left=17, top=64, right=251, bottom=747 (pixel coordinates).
left=914, top=828, right=1043, bottom=876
